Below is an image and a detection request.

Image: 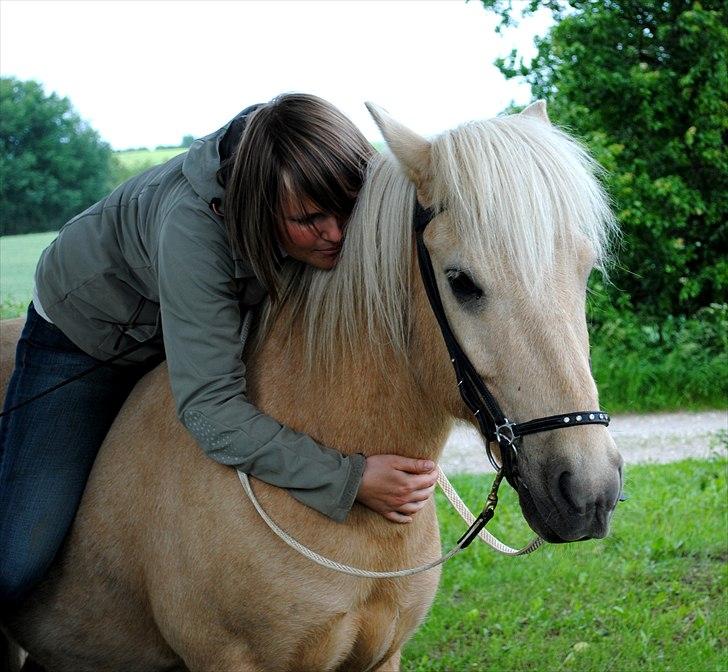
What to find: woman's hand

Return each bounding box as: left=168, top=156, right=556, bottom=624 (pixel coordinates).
left=355, top=455, right=438, bottom=523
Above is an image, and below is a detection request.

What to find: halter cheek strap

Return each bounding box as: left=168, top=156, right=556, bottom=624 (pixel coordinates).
left=413, top=199, right=609, bottom=490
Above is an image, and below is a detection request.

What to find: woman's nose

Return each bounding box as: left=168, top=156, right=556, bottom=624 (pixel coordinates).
left=318, top=216, right=343, bottom=243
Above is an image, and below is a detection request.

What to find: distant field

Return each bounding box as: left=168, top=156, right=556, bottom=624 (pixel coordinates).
left=111, top=147, right=187, bottom=186
left=115, top=147, right=187, bottom=172
left=0, top=231, right=57, bottom=317
left=111, top=144, right=386, bottom=189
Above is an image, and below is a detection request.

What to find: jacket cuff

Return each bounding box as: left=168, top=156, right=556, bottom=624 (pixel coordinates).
left=328, top=453, right=367, bottom=523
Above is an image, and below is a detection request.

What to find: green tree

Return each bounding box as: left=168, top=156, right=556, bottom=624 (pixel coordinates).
left=181, top=134, right=195, bottom=148
left=480, top=0, right=727, bottom=322
left=0, top=77, right=113, bottom=235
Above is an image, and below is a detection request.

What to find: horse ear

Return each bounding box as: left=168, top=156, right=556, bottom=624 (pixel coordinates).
left=521, top=100, right=551, bottom=124
left=365, top=102, right=434, bottom=205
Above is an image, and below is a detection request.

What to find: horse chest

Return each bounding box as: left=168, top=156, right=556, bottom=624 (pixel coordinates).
left=269, top=576, right=435, bottom=672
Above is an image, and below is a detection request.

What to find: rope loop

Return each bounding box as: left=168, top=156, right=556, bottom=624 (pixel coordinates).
left=237, top=466, right=542, bottom=580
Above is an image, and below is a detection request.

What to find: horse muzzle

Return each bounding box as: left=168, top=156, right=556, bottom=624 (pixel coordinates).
left=512, top=431, right=624, bottom=543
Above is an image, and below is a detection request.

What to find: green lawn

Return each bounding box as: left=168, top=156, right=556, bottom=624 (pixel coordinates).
left=402, top=457, right=727, bottom=671
left=0, top=231, right=57, bottom=317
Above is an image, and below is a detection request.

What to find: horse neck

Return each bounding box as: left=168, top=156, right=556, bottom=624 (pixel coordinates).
left=248, top=284, right=460, bottom=463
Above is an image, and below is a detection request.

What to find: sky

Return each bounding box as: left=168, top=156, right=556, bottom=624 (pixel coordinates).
left=0, top=1, right=552, bottom=150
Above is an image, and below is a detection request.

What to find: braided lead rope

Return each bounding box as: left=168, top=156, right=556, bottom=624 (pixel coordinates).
left=436, top=468, right=544, bottom=556
left=238, top=471, right=463, bottom=578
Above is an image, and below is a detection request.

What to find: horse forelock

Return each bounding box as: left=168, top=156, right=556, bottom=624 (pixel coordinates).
left=431, top=115, right=617, bottom=288
left=270, top=114, right=616, bottom=373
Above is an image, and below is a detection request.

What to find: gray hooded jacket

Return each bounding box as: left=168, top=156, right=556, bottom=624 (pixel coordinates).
left=34, top=109, right=365, bottom=522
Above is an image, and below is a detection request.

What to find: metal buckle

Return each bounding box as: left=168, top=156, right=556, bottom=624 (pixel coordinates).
left=494, top=419, right=517, bottom=447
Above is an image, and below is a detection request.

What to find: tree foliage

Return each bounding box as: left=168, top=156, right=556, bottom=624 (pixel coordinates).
left=480, top=0, right=727, bottom=322
left=0, top=77, right=113, bottom=235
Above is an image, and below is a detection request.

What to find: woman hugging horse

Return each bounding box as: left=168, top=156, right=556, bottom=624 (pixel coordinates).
left=0, top=97, right=624, bottom=672
left=0, top=93, right=439, bottom=609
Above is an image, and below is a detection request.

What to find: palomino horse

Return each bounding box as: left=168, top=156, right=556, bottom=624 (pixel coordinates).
left=1, top=102, right=623, bottom=671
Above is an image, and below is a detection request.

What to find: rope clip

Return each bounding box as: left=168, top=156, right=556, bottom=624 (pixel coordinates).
left=457, top=469, right=505, bottom=549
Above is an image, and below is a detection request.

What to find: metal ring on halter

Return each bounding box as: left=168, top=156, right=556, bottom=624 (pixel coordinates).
left=494, top=419, right=517, bottom=447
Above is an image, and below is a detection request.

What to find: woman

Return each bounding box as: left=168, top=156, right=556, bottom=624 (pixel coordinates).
left=0, top=94, right=438, bottom=607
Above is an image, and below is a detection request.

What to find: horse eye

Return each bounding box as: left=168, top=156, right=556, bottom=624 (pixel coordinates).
left=445, top=268, right=483, bottom=304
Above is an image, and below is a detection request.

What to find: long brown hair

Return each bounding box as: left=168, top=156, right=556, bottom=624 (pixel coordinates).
left=224, top=94, right=373, bottom=303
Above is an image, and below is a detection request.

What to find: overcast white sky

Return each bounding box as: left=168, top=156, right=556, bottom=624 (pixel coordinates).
left=0, top=1, right=551, bottom=150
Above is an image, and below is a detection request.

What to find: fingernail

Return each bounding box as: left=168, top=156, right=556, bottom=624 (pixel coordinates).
left=424, top=461, right=435, bottom=470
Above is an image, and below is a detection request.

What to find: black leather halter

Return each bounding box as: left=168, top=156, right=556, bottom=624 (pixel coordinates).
left=413, top=199, right=610, bottom=494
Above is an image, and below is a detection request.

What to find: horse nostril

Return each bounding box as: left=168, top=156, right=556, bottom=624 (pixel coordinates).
left=557, top=471, right=583, bottom=514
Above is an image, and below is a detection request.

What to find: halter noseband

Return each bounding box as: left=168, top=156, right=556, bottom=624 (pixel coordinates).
left=413, top=199, right=610, bottom=502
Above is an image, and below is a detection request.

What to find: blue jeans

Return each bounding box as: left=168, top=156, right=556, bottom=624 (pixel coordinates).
left=0, top=304, right=161, bottom=608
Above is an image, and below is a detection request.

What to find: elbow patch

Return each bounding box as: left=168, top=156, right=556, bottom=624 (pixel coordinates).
left=183, top=409, right=234, bottom=455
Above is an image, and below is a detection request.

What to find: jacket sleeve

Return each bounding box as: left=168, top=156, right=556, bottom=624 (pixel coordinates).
left=156, top=203, right=365, bottom=522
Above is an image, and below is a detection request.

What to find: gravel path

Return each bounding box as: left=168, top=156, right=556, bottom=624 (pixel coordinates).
left=440, top=410, right=727, bottom=474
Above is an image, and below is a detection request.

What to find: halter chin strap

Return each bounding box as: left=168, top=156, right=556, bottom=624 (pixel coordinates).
left=413, top=199, right=610, bottom=489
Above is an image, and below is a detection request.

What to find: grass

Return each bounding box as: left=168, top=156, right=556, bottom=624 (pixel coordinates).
left=0, top=231, right=57, bottom=318
left=592, top=340, right=727, bottom=414
left=402, top=457, right=727, bottom=671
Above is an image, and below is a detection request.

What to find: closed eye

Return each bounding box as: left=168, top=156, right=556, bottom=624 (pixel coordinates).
left=291, top=212, right=325, bottom=226
left=445, top=268, right=484, bottom=305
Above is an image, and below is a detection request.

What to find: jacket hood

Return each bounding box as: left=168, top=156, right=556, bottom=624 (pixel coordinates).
left=181, top=120, right=231, bottom=207
left=181, top=104, right=262, bottom=208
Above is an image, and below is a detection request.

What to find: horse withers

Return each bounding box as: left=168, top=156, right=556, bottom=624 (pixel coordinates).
left=0, top=101, right=623, bottom=671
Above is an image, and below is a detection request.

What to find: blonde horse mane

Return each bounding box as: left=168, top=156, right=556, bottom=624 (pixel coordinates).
left=268, top=114, right=617, bottom=372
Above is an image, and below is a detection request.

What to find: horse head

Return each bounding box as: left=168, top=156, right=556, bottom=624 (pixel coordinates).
left=367, top=101, right=624, bottom=543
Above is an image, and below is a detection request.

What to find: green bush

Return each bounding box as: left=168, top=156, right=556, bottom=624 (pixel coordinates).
left=0, top=78, right=114, bottom=235
left=589, top=298, right=727, bottom=411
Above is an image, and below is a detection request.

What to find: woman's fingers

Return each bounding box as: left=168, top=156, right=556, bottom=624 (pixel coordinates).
left=408, top=484, right=436, bottom=503
left=395, top=499, right=430, bottom=515
left=393, top=457, right=436, bottom=474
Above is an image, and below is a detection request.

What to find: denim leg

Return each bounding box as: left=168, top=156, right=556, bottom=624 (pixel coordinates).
left=0, top=304, right=155, bottom=607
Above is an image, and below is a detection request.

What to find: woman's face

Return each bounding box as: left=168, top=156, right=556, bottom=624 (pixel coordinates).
left=278, top=194, right=345, bottom=270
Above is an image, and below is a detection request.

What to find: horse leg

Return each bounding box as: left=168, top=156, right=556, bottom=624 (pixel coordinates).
left=374, top=649, right=401, bottom=672
left=183, top=643, right=263, bottom=672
